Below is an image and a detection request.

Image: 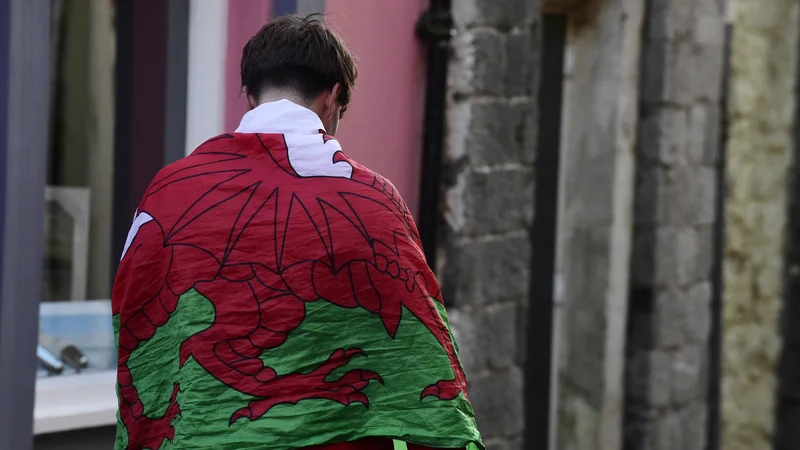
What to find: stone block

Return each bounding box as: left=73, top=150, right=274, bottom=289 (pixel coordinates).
left=637, top=103, right=721, bottom=168
left=660, top=166, right=716, bottom=226
left=687, top=37, right=725, bottom=103
left=640, top=34, right=724, bottom=106
left=447, top=308, right=483, bottom=376
left=483, top=436, right=523, bottom=450
left=515, top=300, right=529, bottom=367
left=447, top=301, right=521, bottom=375
left=645, top=282, right=711, bottom=350
left=652, top=411, right=683, bottom=450
left=644, top=0, right=694, bottom=41
left=638, top=38, right=677, bottom=106
left=648, top=287, right=685, bottom=349
left=626, top=349, right=672, bottom=409
left=442, top=234, right=531, bottom=308
left=682, top=281, right=712, bottom=344
left=630, top=226, right=712, bottom=288
left=449, top=29, right=507, bottom=97
left=670, top=344, right=706, bottom=405
left=637, top=106, right=689, bottom=167
left=678, top=402, right=707, bottom=450
left=444, top=168, right=534, bottom=236
left=468, top=367, right=525, bottom=440
left=447, top=99, right=537, bottom=166
left=505, top=26, right=539, bottom=97
left=687, top=103, right=721, bottom=166
left=627, top=405, right=704, bottom=450
left=483, top=301, right=521, bottom=370
left=452, top=0, right=538, bottom=29
left=635, top=165, right=716, bottom=227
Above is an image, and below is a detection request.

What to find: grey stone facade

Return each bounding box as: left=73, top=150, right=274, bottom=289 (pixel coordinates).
left=625, top=1, right=726, bottom=449
left=440, top=0, right=800, bottom=448
left=440, top=0, right=541, bottom=448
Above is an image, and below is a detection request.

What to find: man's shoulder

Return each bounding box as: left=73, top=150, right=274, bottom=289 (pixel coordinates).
left=145, top=134, right=254, bottom=194
left=162, top=133, right=257, bottom=171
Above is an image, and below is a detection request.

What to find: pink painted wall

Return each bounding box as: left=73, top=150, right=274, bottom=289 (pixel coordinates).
left=324, top=0, right=428, bottom=217
left=224, top=0, right=272, bottom=132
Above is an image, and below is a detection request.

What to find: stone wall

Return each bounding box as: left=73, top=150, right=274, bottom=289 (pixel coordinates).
left=553, top=1, right=644, bottom=449
left=724, top=1, right=798, bottom=449
left=440, top=0, right=541, bottom=448
left=624, top=1, right=726, bottom=449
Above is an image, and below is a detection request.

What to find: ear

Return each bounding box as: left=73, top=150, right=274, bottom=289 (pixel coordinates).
left=324, top=83, right=342, bottom=118
left=244, top=87, right=259, bottom=110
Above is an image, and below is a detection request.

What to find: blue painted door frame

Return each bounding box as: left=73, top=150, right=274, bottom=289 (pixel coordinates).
left=0, top=0, right=51, bottom=448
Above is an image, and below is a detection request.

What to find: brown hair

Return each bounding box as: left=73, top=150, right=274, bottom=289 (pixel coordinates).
left=240, top=14, right=357, bottom=106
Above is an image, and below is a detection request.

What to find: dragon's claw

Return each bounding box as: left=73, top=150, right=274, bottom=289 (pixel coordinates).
left=229, top=406, right=253, bottom=425
left=420, top=384, right=440, bottom=400
left=361, top=370, right=384, bottom=385
left=346, top=391, right=369, bottom=407
left=420, top=379, right=463, bottom=401
left=225, top=348, right=382, bottom=424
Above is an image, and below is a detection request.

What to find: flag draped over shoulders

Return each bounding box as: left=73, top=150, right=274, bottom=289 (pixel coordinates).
left=112, top=116, right=483, bottom=450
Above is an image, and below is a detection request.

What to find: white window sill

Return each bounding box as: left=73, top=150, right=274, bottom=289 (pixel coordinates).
left=34, top=370, right=117, bottom=435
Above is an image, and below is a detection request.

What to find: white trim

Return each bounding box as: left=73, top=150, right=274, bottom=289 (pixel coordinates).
left=184, top=0, right=228, bottom=155
left=33, top=370, right=117, bottom=435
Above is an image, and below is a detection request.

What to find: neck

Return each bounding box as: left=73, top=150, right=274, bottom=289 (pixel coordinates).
left=256, top=90, right=308, bottom=108
left=253, top=90, right=326, bottom=127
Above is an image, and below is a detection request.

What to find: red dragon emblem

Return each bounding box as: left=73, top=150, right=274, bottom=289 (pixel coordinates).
left=112, top=133, right=468, bottom=449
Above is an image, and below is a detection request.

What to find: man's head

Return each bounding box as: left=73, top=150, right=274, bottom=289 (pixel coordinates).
left=240, top=14, right=357, bottom=135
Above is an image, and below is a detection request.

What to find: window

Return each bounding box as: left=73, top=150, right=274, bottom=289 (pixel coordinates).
left=34, top=0, right=193, bottom=438
left=35, top=0, right=118, bottom=435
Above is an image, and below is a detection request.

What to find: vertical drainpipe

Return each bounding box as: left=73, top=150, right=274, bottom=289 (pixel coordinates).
left=707, top=3, right=733, bottom=450
left=416, top=0, right=454, bottom=270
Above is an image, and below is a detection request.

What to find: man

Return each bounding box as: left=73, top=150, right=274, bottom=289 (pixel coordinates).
left=112, top=14, right=483, bottom=450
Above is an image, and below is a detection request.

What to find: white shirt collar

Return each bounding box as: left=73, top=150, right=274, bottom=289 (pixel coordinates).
left=234, top=99, right=325, bottom=135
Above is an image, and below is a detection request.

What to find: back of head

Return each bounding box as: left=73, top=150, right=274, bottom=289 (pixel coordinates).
left=240, top=14, right=357, bottom=109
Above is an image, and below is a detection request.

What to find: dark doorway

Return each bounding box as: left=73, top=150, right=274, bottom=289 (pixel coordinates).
left=525, top=13, right=567, bottom=450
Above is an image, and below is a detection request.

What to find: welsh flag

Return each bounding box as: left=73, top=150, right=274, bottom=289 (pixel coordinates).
left=112, top=129, right=483, bottom=450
